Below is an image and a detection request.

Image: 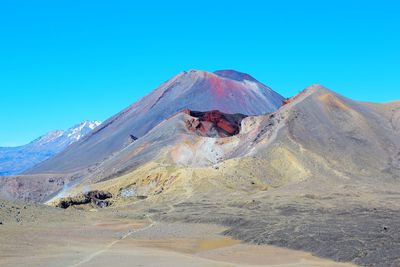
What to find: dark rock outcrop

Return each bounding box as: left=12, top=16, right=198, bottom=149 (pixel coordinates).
left=56, top=190, right=112, bottom=209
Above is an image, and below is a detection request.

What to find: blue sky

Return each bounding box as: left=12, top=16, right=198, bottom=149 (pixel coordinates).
left=1, top=0, right=399, bottom=146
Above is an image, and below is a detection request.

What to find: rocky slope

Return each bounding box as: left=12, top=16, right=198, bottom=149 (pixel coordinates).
left=40, top=85, right=400, bottom=266
left=2, top=75, right=400, bottom=266
left=27, top=70, right=284, bottom=174
left=0, top=120, right=101, bottom=176
left=58, top=85, right=400, bottom=194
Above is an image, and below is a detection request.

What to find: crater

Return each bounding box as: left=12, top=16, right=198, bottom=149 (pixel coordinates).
left=184, top=110, right=247, bottom=138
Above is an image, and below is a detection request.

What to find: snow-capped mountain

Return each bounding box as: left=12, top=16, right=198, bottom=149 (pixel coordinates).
left=0, top=120, right=101, bottom=176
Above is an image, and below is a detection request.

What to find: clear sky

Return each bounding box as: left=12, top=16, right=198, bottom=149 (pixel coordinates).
left=1, top=0, right=399, bottom=146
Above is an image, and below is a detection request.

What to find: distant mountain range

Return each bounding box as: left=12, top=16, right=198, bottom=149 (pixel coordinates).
left=0, top=120, right=101, bottom=176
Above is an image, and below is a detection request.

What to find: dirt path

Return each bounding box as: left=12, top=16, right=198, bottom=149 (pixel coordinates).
left=68, top=216, right=156, bottom=267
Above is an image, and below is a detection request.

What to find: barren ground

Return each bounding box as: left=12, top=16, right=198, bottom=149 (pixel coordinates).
left=0, top=200, right=354, bottom=267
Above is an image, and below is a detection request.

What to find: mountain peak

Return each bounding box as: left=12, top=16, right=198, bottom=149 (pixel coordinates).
left=33, top=130, right=65, bottom=146
left=66, top=120, right=102, bottom=141
left=27, top=70, right=285, bottom=174
left=213, top=70, right=257, bottom=82
left=0, top=120, right=101, bottom=176
left=30, top=120, right=101, bottom=148
left=76, top=120, right=102, bottom=130
left=177, top=69, right=257, bottom=82
left=304, top=84, right=331, bottom=94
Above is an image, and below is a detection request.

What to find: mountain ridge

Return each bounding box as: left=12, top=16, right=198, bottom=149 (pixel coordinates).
left=0, top=120, right=101, bottom=176
left=1, top=79, right=400, bottom=266
left=27, top=69, right=285, bottom=174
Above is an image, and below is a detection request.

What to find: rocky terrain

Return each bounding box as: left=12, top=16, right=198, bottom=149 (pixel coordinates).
left=0, top=198, right=355, bottom=267
left=27, top=70, right=284, bottom=174
left=1, top=70, right=399, bottom=266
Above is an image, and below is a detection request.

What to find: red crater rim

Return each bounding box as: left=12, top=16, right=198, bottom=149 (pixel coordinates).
left=183, top=109, right=247, bottom=138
